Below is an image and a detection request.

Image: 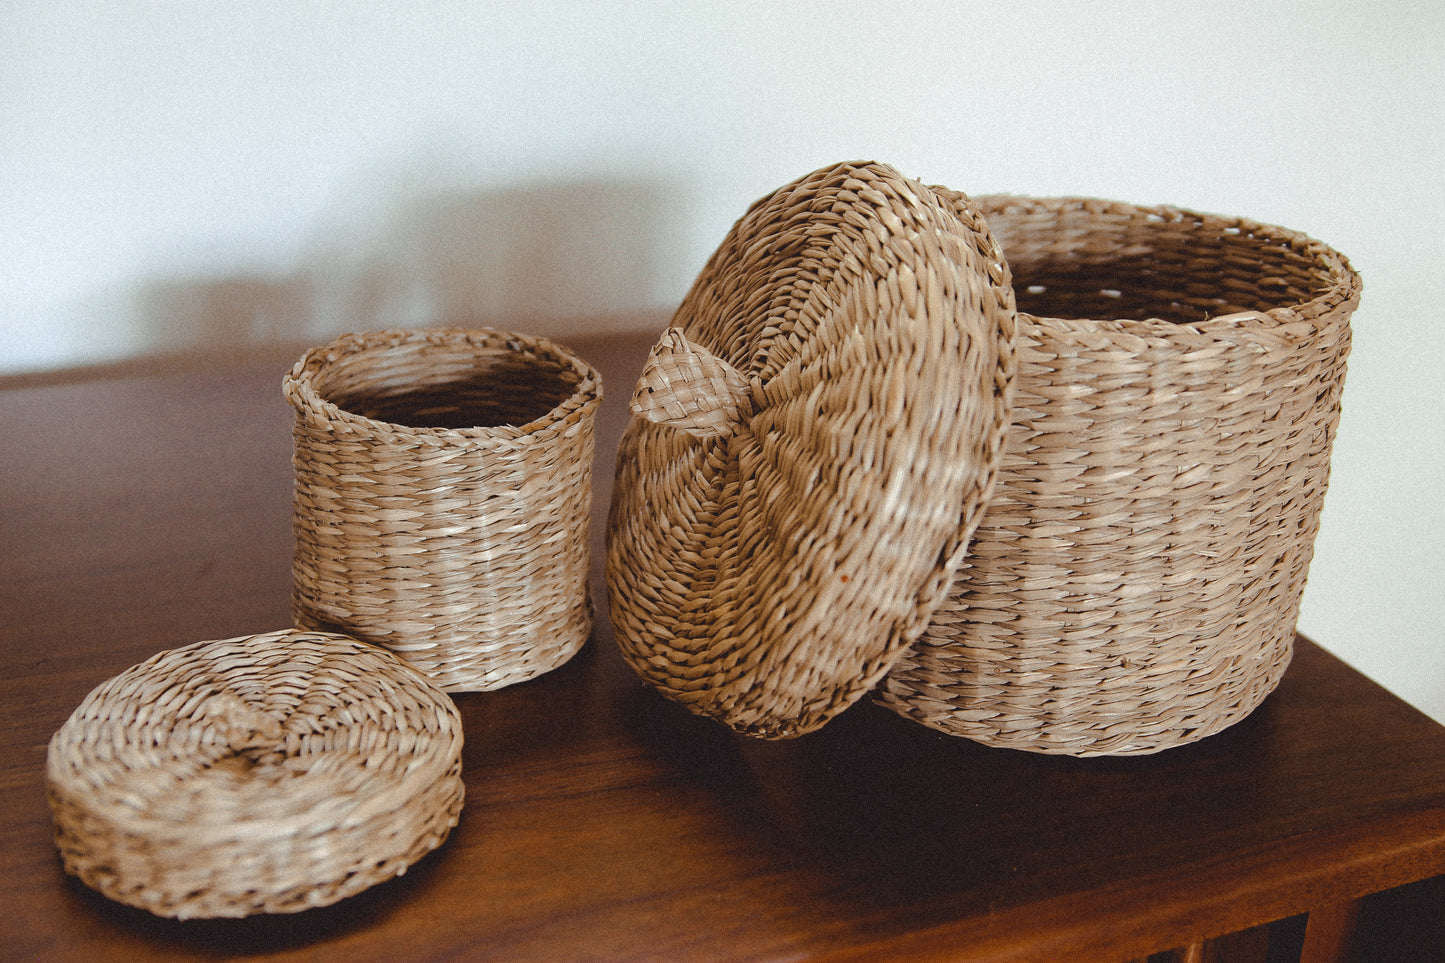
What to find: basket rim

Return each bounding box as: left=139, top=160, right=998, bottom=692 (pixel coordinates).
left=965, top=193, right=1363, bottom=337
left=283, top=326, right=603, bottom=447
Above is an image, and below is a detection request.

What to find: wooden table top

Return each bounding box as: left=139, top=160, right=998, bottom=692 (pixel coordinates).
left=3, top=328, right=1443, bottom=962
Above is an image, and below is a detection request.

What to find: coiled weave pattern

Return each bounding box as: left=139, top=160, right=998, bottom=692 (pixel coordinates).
left=878, top=194, right=1361, bottom=755
left=46, top=630, right=464, bottom=918
left=607, top=161, right=1017, bottom=739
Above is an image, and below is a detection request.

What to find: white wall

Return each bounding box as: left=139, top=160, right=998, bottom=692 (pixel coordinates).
left=4, top=1, right=1441, bottom=721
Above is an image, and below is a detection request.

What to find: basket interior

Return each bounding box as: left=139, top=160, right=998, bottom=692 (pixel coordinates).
left=983, top=205, right=1338, bottom=325
left=313, top=344, right=583, bottom=429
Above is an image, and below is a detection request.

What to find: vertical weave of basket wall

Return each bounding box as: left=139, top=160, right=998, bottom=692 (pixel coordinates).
left=286, top=328, right=601, bottom=692
left=878, top=194, right=1362, bottom=756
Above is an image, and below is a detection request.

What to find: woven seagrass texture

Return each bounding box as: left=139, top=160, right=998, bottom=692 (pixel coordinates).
left=630, top=328, right=754, bottom=438
left=45, top=629, right=465, bottom=919
left=607, top=161, right=1017, bottom=739
left=286, top=328, right=601, bottom=692
left=878, top=194, right=1362, bottom=756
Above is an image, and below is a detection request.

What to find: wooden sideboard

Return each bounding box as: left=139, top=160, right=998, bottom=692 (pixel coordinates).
left=3, top=328, right=1442, bottom=962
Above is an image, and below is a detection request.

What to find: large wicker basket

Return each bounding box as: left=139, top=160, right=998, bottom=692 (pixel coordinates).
left=46, top=630, right=465, bottom=918
left=287, top=328, right=601, bottom=692
left=877, top=194, right=1361, bottom=755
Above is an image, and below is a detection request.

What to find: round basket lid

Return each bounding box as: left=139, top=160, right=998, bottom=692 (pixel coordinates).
left=46, top=629, right=465, bottom=918
left=606, top=161, right=1017, bottom=738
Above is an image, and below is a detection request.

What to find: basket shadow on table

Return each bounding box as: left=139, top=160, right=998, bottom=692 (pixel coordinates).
left=612, top=644, right=1445, bottom=961
left=606, top=649, right=1322, bottom=939
left=58, top=841, right=457, bottom=958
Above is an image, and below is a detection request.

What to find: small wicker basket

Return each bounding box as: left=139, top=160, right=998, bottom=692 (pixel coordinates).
left=877, top=193, right=1362, bottom=755
left=46, top=630, right=464, bottom=919
left=286, top=328, right=601, bottom=692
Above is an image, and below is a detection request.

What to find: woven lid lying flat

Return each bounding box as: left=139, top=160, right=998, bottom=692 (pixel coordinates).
left=606, top=161, right=1017, bottom=738
left=46, top=629, right=464, bottom=919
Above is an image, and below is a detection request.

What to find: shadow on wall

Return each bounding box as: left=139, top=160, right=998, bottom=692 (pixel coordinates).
left=129, top=176, right=683, bottom=361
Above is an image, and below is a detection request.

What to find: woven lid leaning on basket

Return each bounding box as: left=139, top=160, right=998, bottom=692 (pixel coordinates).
left=605, top=160, right=1019, bottom=739
left=46, top=629, right=465, bottom=918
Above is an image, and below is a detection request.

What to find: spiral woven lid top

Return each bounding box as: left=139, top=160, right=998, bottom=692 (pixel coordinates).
left=46, top=629, right=465, bottom=918
left=606, top=161, right=1018, bottom=738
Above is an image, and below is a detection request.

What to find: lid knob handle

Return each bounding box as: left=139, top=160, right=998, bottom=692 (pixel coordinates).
left=630, top=327, right=753, bottom=439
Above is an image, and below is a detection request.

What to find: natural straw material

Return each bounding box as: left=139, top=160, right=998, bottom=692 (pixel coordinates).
left=878, top=194, right=1362, bottom=755
left=607, top=161, right=1017, bottom=739
left=46, top=630, right=464, bottom=919
left=631, top=328, right=754, bottom=438
left=286, top=328, right=601, bottom=692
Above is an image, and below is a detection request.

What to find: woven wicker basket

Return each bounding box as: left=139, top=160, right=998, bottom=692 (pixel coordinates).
left=286, top=328, right=601, bottom=692
left=606, top=161, right=1017, bottom=739
left=877, top=194, right=1362, bottom=755
left=46, top=630, right=464, bottom=918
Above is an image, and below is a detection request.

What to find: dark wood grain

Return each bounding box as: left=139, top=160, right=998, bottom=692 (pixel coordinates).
left=3, top=326, right=1443, bottom=962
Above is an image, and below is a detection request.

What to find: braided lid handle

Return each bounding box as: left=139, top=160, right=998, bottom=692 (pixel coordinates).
left=629, top=327, right=754, bottom=439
